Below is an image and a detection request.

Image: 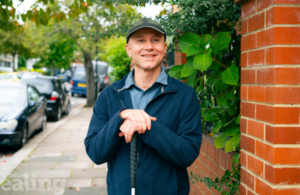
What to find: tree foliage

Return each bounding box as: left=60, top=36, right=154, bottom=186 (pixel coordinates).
left=100, top=37, right=131, bottom=82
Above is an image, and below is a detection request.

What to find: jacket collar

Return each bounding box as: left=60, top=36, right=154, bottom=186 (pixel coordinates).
left=110, top=70, right=179, bottom=109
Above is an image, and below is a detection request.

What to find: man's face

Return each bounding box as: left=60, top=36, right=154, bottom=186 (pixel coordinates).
left=125, top=28, right=167, bottom=71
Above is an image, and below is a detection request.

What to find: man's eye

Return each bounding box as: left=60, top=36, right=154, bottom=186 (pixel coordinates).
left=138, top=39, right=144, bottom=42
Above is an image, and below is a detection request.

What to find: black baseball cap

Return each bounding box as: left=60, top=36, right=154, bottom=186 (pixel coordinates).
left=126, top=18, right=166, bottom=43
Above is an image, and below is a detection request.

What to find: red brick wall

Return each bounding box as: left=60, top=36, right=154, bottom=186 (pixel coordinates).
left=188, top=134, right=237, bottom=195
left=239, top=0, right=300, bottom=194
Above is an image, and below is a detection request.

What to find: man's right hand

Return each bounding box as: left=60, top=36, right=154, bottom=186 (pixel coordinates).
left=120, top=109, right=157, bottom=134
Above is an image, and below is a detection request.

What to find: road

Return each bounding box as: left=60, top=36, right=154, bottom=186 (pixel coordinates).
left=0, top=95, right=87, bottom=166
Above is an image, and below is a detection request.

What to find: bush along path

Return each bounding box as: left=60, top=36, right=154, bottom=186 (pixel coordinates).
left=168, top=32, right=241, bottom=195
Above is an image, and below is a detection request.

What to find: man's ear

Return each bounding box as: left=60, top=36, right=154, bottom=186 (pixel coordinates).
left=125, top=44, right=131, bottom=58
left=163, top=42, right=168, bottom=54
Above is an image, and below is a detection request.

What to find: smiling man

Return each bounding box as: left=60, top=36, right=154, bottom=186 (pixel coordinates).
left=85, top=18, right=202, bottom=195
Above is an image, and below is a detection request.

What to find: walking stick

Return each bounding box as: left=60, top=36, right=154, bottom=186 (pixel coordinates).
left=130, top=133, right=137, bottom=195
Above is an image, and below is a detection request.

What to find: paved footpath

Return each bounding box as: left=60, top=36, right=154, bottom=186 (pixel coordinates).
left=0, top=107, right=108, bottom=195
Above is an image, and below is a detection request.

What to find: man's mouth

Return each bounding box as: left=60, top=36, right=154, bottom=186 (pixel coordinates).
left=141, top=55, right=156, bottom=58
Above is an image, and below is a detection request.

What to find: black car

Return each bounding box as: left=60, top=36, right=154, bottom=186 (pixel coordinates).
left=0, top=81, right=47, bottom=148
left=22, top=76, right=71, bottom=121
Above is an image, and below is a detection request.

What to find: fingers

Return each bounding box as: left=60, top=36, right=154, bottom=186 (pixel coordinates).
left=118, top=132, right=124, bottom=137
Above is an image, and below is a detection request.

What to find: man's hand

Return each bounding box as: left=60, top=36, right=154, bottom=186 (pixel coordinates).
left=118, top=119, right=136, bottom=143
left=120, top=109, right=157, bottom=133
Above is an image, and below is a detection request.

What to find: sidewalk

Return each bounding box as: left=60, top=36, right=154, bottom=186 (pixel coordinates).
left=0, top=107, right=107, bottom=195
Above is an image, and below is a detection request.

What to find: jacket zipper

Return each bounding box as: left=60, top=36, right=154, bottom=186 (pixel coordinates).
left=112, top=86, right=177, bottom=195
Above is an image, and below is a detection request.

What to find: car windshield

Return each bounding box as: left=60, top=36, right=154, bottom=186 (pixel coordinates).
left=0, top=74, right=13, bottom=80
left=0, top=87, right=26, bottom=106
left=22, top=79, right=53, bottom=94
left=73, top=70, right=86, bottom=80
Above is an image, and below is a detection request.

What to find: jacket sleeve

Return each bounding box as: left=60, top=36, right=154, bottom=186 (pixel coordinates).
left=138, top=91, right=202, bottom=167
left=84, top=92, right=125, bottom=165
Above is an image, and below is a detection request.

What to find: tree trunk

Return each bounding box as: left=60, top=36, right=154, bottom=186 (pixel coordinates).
left=51, top=62, right=55, bottom=76
left=83, top=51, right=96, bottom=107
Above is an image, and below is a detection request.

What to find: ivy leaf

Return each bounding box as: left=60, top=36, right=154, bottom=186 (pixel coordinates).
left=168, top=65, right=183, bottom=77
left=186, top=72, right=196, bottom=88
left=179, top=33, right=201, bottom=47
left=217, top=95, right=228, bottom=107
left=222, top=65, right=239, bottom=85
left=200, top=35, right=212, bottom=49
left=187, top=46, right=203, bottom=56
left=179, top=41, right=191, bottom=53
left=225, top=126, right=239, bottom=136
left=181, top=60, right=197, bottom=77
left=214, top=133, right=229, bottom=149
left=210, top=39, right=218, bottom=55
left=206, top=75, right=220, bottom=87
left=208, top=60, right=222, bottom=71
left=203, top=112, right=218, bottom=121
left=193, top=53, right=213, bottom=72
left=227, top=107, right=237, bottom=116
left=215, top=32, right=231, bottom=52
left=225, top=134, right=240, bottom=153
left=215, top=80, right=229, bottom=91
left=212, top=121, right=222, bottom=137
left=196, top=77, right=204, bottom=92
left=235, top=114, right=241, bottom=125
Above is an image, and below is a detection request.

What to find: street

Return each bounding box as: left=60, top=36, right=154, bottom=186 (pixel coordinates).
left=0, top=94, right=87, bottom=167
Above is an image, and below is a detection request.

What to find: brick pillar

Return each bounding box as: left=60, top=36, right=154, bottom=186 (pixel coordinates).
left=238, top=0, right=300, bottom=194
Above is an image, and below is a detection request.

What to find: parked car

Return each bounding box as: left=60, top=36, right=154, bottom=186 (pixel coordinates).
left=71, top=62, right=111, bottom=96
left=20, top=72, right=43, bottom=79
left=21, top=76, right=71, bottom=121
left=0, top=72, right=20, bottom=82
left=57, top=70, right=72, bottom=83
left=0, top=81, right=47, bottom=148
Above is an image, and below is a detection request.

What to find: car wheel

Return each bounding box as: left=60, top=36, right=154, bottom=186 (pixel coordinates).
left=54, top=106, right=62, bottom=121
left=40, top=112, right=47, bottom=131
left=64, top=101, right=71, bottom=115
left=71, top=93, right=74, bottom=97
left=17, top=125, right=28, bottom=149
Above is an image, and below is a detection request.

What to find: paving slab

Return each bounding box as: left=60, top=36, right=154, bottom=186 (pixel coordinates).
left=93, top=163, right=107, bottom=169
left=92, top=178, right=106, bottom=188
left=0, top=188, right=65, bottom=195
left=71, top=169, right=107, bottom=178
left=75, top=155, right=92, bottom=162
left=54, top=162, right=93, bottom=169
left=15, top=162, right=57, bottom=171
left=63, top=150, right=86, bottom=156
left=25, top=156, right=76, bottom=162
left=65, top=178, right=92, bottom=188
left=64, top=187, right=107, bottom=195
left=11, top=170, right=71, bottom=178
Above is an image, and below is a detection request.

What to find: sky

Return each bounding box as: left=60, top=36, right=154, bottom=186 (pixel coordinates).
left=13, top=0, right=167, bottom=20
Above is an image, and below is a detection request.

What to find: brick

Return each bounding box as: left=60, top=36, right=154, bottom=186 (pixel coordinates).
left=255, top=178, right=273, bottom=195
left=273, top=87, right=300, bottom=104
left=274, top=107, right=299, bottom=124
left=256, top=141, right=274, bottom=163
left=248, top=155, right=264, bottom=177
left=240, top=150, right=247, bottom=168
left=248, top=190, right=256, bottom=195
left=241, top=69, right=256, bottom=84
left=266, top=47, right=275, bottom=65
left=248, top=12, right=265, bottom=32
left=257, top=68, right=300, bottom=85
left=265, top=165, right=300, bottom=184
left=275, top=0, right=300, bottom=3
left=241, top=52, right=247, bottom=67
left=241, top=33, right=256, bottom=51
left=248, top=86, right=265, bottom=102
left=275, top=27, right=300, bottom=44
left=256, top=104, right=274, bottom=123
left=239, top=184, right=247, bottom=195
left=240, top=118, right=247, bottom=134
left=248, top=120, right=264, bottom=139
left=241, top=85, right=248, bottom=101
left=248, top=49, right=264, bottom=66
left=241, top=135, right=255, bottom=154
left=267, top=7, right=300, bottom=26
left=241, top=168, right=255, bottom=190
left=257, top=0, right=274, bottom=11
left=241, top=19, right=247, bottom=35
left=241, top=102, right=256, bottom=118
left=274, top=188, right=300, bottom=195
left=257, top=28, right=274, bottom=48
left=257, top=68, right=274, bottom=84
left=241, top=0, right=256, bottom=19
left=274, top=148, right=300, bottom=165
left=266, top=126, right=300, bottom=144
left=273, top=47, right=300, bottom=65
left=265, top=87, right=274, bottom=103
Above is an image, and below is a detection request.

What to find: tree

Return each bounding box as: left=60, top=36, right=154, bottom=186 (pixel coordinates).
left=100, top=36, right=131, bottom=82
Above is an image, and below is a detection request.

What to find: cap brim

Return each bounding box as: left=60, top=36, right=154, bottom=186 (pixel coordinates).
left=127, top=26, right=165, bottom=43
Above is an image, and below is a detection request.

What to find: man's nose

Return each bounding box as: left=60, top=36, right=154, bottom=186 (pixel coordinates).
left=145, top=40, right=154, bottom=50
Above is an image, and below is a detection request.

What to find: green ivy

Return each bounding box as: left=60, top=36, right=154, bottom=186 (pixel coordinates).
left=169, top=31, right=241, bottom=194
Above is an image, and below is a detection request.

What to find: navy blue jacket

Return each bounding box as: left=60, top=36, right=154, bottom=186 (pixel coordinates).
left=84, top=73, right=202, bottom=195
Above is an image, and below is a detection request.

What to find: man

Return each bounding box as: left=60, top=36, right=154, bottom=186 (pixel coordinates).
left=85, top=18, right=202, bottom=195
